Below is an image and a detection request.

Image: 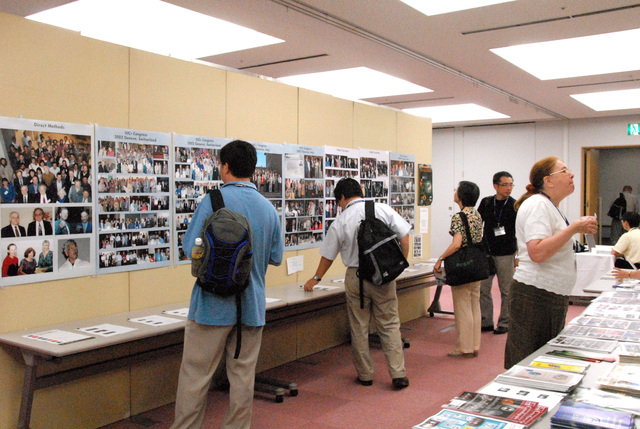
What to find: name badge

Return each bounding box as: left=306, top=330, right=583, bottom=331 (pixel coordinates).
left=493, top=226, right=506, bottom=236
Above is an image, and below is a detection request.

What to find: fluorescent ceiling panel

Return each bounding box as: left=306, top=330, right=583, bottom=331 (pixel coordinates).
left=571, top=88, right=640, bottom=111
left=278, top=67, right=432, bottom=100
left=400, top=0, right=516, bottom=16
left=27, top=0, right=283, bottom=61
left=404, top=104, right=509, bottom=123
left=492, top=28, right=640, bottom=80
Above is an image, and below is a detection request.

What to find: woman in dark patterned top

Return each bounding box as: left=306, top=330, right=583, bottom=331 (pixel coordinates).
left=434, top=181, right=484, bottom=358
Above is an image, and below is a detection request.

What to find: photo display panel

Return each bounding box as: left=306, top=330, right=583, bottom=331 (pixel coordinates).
left=0, top=116, right=96, bottom=285
left=323, top=145, right=359, bottom=233
left=359, top=148, right=390, bottom=204
left=249, top=141, right=284, bottom=228
left=95, top=126, right=171, bottom=273
left=390, top=152, right=416, bottom=231
left=283, top=144, right=324, bottom=250
left=173, top=134, right=228, bottom=264
left=418, top=164, right=433, bottom=206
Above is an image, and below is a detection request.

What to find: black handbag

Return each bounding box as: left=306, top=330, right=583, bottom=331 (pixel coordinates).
left=444, top=212, right=491, bottom=286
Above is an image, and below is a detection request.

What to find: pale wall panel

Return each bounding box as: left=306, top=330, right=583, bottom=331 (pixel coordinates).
left=0, top=13, right=129, bottom=126
left=129, top=50, right=226, bottom=136
left=129, top=265, right=193, bottom=310
left=298, top=89, right=354, bottom=148
left=226, top=73, right=298, bottom=144
left=353, top=103, right=397, bottom=150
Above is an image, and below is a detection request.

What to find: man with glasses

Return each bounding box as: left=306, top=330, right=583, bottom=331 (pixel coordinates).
left=27, top=207, right=53, bottom=236
left=59, top=239, right=90, bottom=271
left=477, top=171, right=517, bottom=335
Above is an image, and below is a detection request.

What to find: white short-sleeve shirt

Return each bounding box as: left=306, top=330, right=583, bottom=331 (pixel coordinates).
left=320, top=199, right=411, bottom=268
left=513, top=194, right=576, bottom=295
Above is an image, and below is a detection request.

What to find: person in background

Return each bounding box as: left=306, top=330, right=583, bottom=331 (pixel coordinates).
left=171, top=140, right=283, bottom=429
left=611, top=212, right=640, bottom=269
left=59, top=239, right=90, bottom=271
left=1, top=178, right=16, bottom=203
left=477, top=171, right=517, bottom=335
left=38, top=239, right=53, bottom=273
left=18, top=247, right=37, bottom=275
left=2, top=243, right=19, bottom=277
left=434, top=181, right=483, bottom=358
left=504, top=157, right=597, bottom=369
left=304, top=177, right=411, bottom=389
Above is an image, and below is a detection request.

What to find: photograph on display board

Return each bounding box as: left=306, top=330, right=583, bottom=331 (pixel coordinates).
left=95, top=126, right=171, bottom=273
left=283, top=144, right=324, bottom=249
left=359, top=149, right=389, bottom=204
left=0, top=116, right=96, bottom=285
left=250, top=142, right=284, bottom=220
left=324, top=146, right=359, bottom=232
left=390, top=153, right=416, bottom=231
left=172, top=134, right=227, bottom=263
left=418, top=164, right=433, bottom=206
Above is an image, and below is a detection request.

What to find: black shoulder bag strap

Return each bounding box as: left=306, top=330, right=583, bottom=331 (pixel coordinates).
left=458, top=211, right=473, bottom=247
left=209, top=188, right=243, bottom=359
left=359, top=201, right=375, bottom=309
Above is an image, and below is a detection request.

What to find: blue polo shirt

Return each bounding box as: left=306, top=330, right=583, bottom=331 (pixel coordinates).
left=183, top=181, right=283, bottom=326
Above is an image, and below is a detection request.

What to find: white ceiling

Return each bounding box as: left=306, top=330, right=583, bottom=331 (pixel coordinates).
left=4, top=0, right=640, bottom=128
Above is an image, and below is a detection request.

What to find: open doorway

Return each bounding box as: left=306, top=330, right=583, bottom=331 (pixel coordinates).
left=583, top=146, right=640, bottom=245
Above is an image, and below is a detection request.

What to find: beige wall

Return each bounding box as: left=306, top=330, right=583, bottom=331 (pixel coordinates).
left=0, top=12, right=432, bottom=428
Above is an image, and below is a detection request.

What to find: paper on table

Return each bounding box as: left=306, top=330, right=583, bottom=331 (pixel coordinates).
left=128, top=315, right=183, bottom=326
left=313, top=285, right=340, bottom=291
left=24, top=329, right=93, bottom=345
left=163, top=308, right=189, bottom=318
left=78, top=323, right=137, bottom=337
left=266, top=297, right=281, bottom=303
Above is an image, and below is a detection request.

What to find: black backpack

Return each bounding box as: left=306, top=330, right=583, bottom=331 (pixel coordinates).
left=356, top=200, right=409, bottom=308
left=192, top=189, right=253, bottom=358
left=608, top=193, right=627, bottom=220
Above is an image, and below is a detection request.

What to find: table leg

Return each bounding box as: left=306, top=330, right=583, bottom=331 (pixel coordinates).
left=18, top=352, right=40, bottom=429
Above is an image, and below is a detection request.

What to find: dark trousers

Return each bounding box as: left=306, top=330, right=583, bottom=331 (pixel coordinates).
left=504, top=280, right=569, bottom=369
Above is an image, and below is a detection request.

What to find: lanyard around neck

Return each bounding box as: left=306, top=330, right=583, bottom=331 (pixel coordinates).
left=540, top=191, right=569, bottom=226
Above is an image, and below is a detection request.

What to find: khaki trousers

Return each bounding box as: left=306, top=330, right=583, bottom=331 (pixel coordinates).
left=171, top=321, right=263, bottom=429
left=451, top=281, right=481, bottom=354
left=344, top=267, right=406, bottom=381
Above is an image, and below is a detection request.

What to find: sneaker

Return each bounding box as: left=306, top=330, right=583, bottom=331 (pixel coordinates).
left=356, top=377, right=373, bottom=386
left=392, top=377, right=409, bottom=389
left=494, top=326, right=508, bottom=335
left=481, top=326, right=494, bottom=332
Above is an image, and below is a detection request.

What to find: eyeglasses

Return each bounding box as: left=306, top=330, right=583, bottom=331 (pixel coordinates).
left=548, top=167, right=572, bottom=176
left=498, top=183, right=514, bottom=188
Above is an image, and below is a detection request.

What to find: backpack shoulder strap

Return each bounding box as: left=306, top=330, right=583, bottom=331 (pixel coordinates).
left=210, top=189, right=225, bottom=212
left=365, top=200, right=375, bottom=220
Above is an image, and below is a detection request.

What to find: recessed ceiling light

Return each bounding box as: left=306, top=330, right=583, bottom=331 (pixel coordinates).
left=278, top=67, right=431, bottom=100
left=403, top=104, right=509, bottom=123
left=399, top=0, right=517, bottom=16
left=491, top=28, right=640, bottom=80
left=27, top=0, right=283, bottom=61
left=571, top=88, right=640, bottom=111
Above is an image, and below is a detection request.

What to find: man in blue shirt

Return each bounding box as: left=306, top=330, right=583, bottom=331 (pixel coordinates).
left=171, top=140, right=283, bottom=429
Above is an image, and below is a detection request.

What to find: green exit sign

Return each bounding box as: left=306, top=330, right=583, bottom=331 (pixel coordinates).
left=629, top=123, right=640, bottom=135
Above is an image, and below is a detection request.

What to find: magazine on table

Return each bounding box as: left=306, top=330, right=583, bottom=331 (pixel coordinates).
left=569, top=387, right=640, bottom=417
left=495, top=365, right=584, bottom=393
left=547, top=335, right=618, bottom=353
left=550, top=400, right=635, bottom=429
left=477, top=381, right=567, bottom=410
left=528, top=355, right=590, bottom=374
left=412, top=409, right=526, bottom=429
left=442, top=391, right=547, bottom=426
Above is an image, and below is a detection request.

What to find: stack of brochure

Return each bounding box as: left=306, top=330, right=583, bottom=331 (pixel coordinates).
left=618, top=343, right=640, bottom=364
left=495, top=365, right=584, bottom=392
left=550, top=401, right=635, bottom=429
left=442, top=391, right=547, bottom=427
left=598, top=362, right=640, bottom=397
left=413, top=409, right=526, bottom=429
left=528, top=356, right=590, bottom=374
left=547, top=335, right=618, bottom=353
